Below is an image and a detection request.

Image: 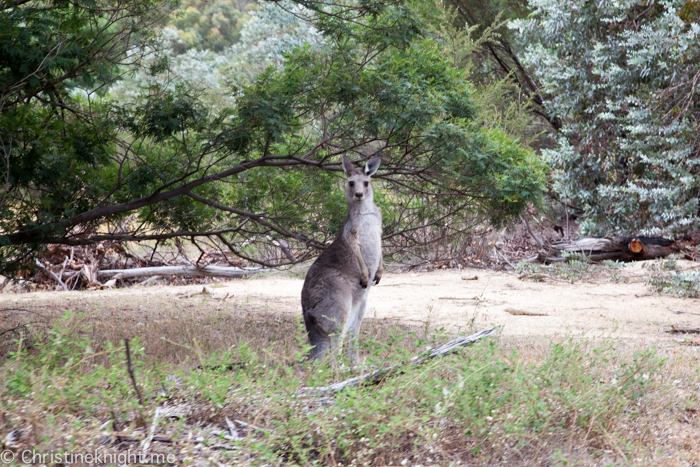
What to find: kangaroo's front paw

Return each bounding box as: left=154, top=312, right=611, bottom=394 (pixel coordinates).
left=360, top=274, right=369, bottom=288
left=373, top=274, right=381, bottom=285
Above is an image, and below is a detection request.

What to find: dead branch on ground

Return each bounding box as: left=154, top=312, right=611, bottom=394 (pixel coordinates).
left=301, top=327, right=499, bottom=396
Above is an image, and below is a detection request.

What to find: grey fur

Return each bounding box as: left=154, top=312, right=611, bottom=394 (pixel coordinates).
left=301, top=155, right=383, bottom=361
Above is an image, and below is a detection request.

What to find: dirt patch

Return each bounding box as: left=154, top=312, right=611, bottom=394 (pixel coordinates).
left=2, top=264, right=700, bottom=466
left=3, top=263, right=699, bottom=345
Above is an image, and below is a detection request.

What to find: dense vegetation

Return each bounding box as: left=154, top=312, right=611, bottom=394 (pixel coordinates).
left=0, top=0, right=546, bottom=275
left=3, top=307, right=695, bottom=465
left=514, top=0, right=700, bottom=235
left=0, top=0, right=699, bottom=274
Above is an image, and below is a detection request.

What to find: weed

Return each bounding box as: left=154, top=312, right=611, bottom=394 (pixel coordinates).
left=643, top=254, right=700, bottom=298
left=516, top=253, right=625, bottom=283
left=647, top=269, right=700, bottom=298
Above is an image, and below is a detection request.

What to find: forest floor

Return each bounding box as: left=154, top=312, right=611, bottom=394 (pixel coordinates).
left=1, top=262, right=699, bottom=466
left=4, top=261, right=699, bottom=345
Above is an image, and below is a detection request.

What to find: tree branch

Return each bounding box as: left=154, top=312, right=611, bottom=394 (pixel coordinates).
left=37, top=227, right=248, bottom=246
left=3, top=157, right=276, bottom=245
left=186, top=192, right=326, bottom=249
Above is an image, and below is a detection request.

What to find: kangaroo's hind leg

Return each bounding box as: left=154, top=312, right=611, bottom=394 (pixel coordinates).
left=343, top=295, right=368, bottom=364
left=303, top=292, right=352, bottom=361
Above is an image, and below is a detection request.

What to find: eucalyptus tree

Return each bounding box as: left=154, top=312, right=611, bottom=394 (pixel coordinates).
left=0, top=0, right=546, bottom=274
left=512, top=0, right=700, bottom=235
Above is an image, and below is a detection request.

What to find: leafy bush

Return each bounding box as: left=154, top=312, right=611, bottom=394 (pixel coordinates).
left=512, top=0, right=700, bottom=235
left=648, top=269, right=700, bottom=298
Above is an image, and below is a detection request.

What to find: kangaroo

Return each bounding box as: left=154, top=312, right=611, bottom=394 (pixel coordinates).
left=301, top=155, right=383, bottom=362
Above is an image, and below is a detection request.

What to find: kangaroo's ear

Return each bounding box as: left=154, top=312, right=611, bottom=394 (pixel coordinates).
left=364, top=158, right=381, bottom=177
left=342, top=155, right=356, bottom=176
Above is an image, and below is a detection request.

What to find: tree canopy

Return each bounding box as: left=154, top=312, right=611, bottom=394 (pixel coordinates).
left=513, top=0, right=700, bottom=235
left=0, top=0, right=546, bottom=274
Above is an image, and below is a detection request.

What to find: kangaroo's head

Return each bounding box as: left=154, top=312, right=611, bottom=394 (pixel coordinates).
left=342, top=155, right=380, bottom=205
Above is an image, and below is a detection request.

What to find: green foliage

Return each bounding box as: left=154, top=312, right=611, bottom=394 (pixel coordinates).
left=3, top=312, right=144, bottom=414
left=645, top=255, right=700, bottom=298
left=512, top=0, right=700, bottom=235
left=168, top=0, right=253, bottom=53
left=0, top=0, right=547, bottom=272
left=0, top=0, right=170, bottom=274
left=1, top=317, right=667, bottom=464
left=648, top=270, right=700, bottom=298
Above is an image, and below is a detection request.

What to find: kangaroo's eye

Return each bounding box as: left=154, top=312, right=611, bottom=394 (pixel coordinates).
left=349, top=181, right=355, bottom=187
left=363, top=181, right=369, bottom=187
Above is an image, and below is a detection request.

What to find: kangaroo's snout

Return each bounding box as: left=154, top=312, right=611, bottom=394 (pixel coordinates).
left=348, top=177, right=371, bottom=203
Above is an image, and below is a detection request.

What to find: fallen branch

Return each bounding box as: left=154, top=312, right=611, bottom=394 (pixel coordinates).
left=528, top=235, right=698, bottom=264
left=668, top=307, right=700, bottom=317
left=35, top=258, right=68, bottom=291
left=96, top=265, right=263, bottom=279
left=503, top=308, right=549, bottom=316
left=141, top=407, right=163, bottom=456
left=666, top=325, right=700, bottom=334
left=494, top=247, right=516, bottom=269
left=301, top=327, right=499, bottom=395
left=224, top=417, right=241, bottom=441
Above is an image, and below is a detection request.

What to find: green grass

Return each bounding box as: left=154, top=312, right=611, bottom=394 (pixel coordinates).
left=2, top=310, right=698, bottom=466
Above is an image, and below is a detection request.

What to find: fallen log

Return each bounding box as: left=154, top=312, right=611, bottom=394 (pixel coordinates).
left=95, top=265, right=263, bottom=279
left=528, top=235, right=698, bottom=264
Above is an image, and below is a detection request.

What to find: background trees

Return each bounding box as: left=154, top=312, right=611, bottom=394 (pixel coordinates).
left=0, top=0, right=546, bottom=275
left=6, top=0, right=697, bottom=280
left=0, top=0, right=171, bottom=272
left=512, top=0, right=700, bottom=235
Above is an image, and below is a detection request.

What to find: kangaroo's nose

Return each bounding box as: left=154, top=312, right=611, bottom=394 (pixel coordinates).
left=355, top=192, right=363, bottom=199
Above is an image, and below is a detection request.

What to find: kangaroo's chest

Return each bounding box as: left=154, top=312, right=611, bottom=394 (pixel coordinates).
left=345, top=211, right=382, bottom=273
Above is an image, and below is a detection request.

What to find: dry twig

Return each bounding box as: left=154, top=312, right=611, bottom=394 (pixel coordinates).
left=504, top=308, right=549, bottom=316
left=124, top=339, right=144, bottom=405
left=35, top=258, right=68, bottom=291
left=668, top=307, right=700, bottom=317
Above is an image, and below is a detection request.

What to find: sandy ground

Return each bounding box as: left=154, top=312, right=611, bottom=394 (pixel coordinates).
left=4, top=262, right=699, bottom=342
